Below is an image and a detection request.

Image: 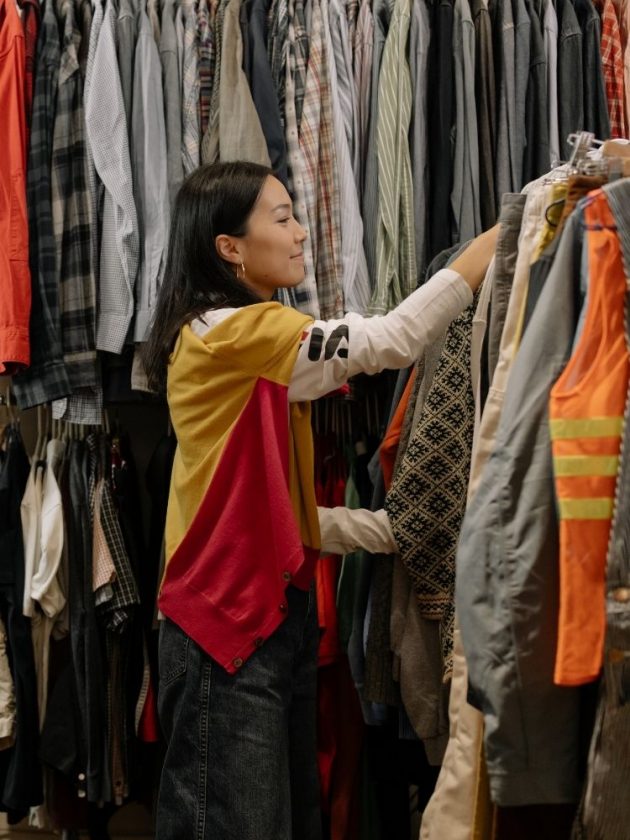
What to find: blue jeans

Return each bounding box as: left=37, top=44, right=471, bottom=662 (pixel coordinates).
left=156, top=585, right=322, bottom=840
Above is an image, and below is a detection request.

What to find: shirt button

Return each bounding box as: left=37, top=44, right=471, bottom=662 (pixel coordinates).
left=282, top=571, right=292, bottom=581
left=279, top=602, right=288, bottom=613
left=254, top=636, right=264, bottom=648
left=233, top=657, right=243, bottom=668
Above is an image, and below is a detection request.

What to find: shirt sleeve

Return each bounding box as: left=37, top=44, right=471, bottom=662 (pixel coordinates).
left=318, top=506, right=398, bottom=556
left=288, top=269, right=473, bottom=401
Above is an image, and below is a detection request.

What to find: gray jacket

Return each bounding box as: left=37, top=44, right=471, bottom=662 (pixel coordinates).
left=455, top=213, right=584, bottom=806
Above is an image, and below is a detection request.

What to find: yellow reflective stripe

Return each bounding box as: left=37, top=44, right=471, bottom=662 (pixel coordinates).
left=549, top=417, right=624, bottom=440
left=553, top=455, right=620, bottom=477
left=558, top=498, right=614, bottom=520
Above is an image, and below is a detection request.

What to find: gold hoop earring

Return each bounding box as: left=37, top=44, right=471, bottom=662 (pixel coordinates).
left=238, top=261, right=246, bottom=281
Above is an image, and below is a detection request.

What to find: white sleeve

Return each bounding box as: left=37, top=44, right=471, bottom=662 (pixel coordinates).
left=318, top=506, right=398, bottom=556
left=288, top=269, right=473, bottom=401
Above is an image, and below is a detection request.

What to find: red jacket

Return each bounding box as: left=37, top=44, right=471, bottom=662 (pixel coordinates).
left=0, top=0, right=31, bottom=374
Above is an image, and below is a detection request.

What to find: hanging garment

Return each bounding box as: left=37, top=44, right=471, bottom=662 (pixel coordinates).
left=283, top=0, right=320, bottom=318
left=386, top=295, right=476, bottom=680
left=160, top=0, right=184, bottom=205
left=352, top=0, right=373, bottom=197
left=486, top=193, right=527, bottom=385
left=200, top=0, right=225, bottom=162
left=472, top=181, right=550, bottom=485
left=408, top=0, right=430, bottom=271
left=595, top=0, right=627, bottom=137
left=494, top=0, right=516, bottom=201
left=116, top=0, right=136, bottom=132
left=0, top=0, right=31, bottom=374
left=130, top=3, right=170, bottom=342
left=451, top=0, right=481, bottom=244
left=0, top=426, right=43, bottom=814
left=196, top=0, right=213, bottom=137
left=53, top=0, right=98, bottom=390
left=549, top=189, right=629, bottom=687
left=267, top=0, right=288, bottom=122
left=575, top=178, right=630, bottom=840
left=323, top=0, right=371, bottom=316
left=370, top=0, right=417, bottom=315
left=512, top=0, right=531, bottom=190
left=523, top=0, right=550, bottom=183
left=361, top=0, right=391, bottom=284
left=12, top=0, right=72, bottom=409
left=212, top=0, right=270, bottom=165
left=362, top=372, right=412, bottom=715
left=573, top=0, right=611, bottom=140
left=556, top=0, right=584, bottom=159
left=241, top=0, right=289, bottom=184
left=21, top=0, right=41, bottom=142
left=181, top=0, right=200, bottom=175
left=0, top=616, right=16, bottom=751
left=427, top=0, right=454, bottom=260
left=543, top=0, right=560, bottom=165
left=85, top=0, right=139, bottom=356
left=456, top=212, right=585, bottom=807
left=471, top=0, right=496, bottom=228
left=300, top=0, right=344, bottom=319
left=420, top=262, right=495, bottom=840
left=64, top=439, right=109, bottom=804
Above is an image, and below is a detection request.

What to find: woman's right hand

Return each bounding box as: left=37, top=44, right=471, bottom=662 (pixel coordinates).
left=449, top=223, right=500, bottom=293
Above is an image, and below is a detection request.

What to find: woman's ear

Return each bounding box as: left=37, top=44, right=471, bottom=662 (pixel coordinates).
left=215, top=234, right=242, bottom=266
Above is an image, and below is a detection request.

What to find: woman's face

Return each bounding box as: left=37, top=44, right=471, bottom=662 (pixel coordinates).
left=216, top=175, right=307, bottom=301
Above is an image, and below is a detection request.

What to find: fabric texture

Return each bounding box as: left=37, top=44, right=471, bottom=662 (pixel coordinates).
left=386, top=296, right=476, bottom=679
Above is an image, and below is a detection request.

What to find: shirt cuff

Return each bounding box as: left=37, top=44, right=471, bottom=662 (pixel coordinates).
left=317, top=506, right=398, bottom=556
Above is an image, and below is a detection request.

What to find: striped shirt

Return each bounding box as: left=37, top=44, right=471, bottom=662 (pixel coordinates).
left=370, top=0, right=417, bottom=315
left=300, top=0, right=344, bottom=319
left=322, top=0, right=370, bottom=314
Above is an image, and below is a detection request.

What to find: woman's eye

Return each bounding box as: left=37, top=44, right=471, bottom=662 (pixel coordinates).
left=278, top=218, right=290, bottom=224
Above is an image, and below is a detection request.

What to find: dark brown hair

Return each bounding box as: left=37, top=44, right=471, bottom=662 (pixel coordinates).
left=142, top=161, right=274, bottom=392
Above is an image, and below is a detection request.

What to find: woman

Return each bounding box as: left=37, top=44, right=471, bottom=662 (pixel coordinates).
left=143, top=161, right=497, bottom=840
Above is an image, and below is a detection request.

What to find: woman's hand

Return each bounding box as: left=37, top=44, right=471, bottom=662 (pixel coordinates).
left=449, top=223, right=500, bottom=293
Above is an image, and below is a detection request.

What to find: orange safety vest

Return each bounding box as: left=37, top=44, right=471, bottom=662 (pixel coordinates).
left=549, top=189, right=629, bottom=687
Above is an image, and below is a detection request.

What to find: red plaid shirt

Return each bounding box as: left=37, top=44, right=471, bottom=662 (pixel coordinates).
left=596, top=0, right=627, bottom=137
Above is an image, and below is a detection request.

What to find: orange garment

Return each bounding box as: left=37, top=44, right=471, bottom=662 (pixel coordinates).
left=549, top=190, right=629, bottom=687
left=379, top=368, right=417, bottom=491
left=0, top=0, right=31, bottom=373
